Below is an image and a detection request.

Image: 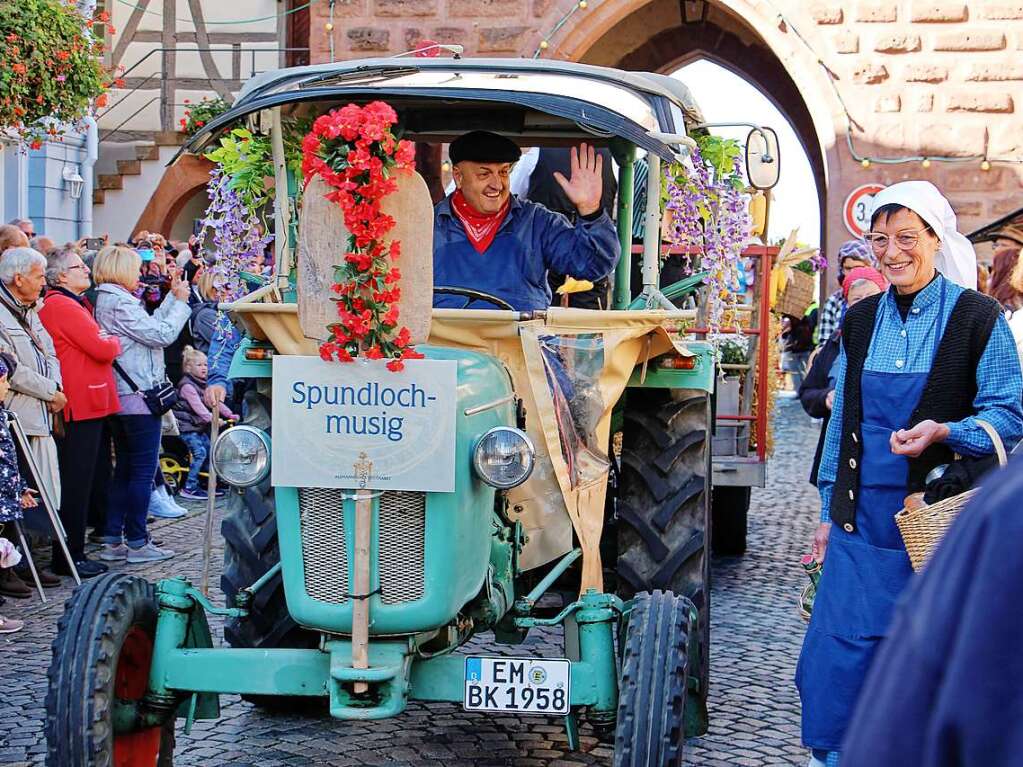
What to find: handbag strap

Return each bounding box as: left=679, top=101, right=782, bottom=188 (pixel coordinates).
left=974, top=419, right=1008, bottom=468
left=111, top=360, right=142, bottom=393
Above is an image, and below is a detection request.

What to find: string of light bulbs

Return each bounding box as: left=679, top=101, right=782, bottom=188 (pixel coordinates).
left=531, top=0, right=1022, bottom=170
left=532, top=0, right=589, bottom=58
left=757, top=0, right=1021, bottom=171
left=327, top=0, right=336, bottom=62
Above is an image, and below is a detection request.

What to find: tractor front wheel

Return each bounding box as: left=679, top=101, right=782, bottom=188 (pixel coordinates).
left=616, top=389, right=710, bottom=734
left=614, top=590, right=691, bottom=767
left=45, top=573, right=175, bottom=766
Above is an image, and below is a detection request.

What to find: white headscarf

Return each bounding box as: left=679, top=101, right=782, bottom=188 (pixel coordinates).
left=869, top=180, right=977, bottom=290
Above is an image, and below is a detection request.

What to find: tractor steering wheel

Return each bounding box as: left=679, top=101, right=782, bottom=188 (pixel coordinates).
left=434, top=286, right=515, bottom=312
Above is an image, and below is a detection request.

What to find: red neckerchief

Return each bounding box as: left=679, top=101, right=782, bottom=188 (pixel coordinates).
left=450, top=190, right=510, bottom=254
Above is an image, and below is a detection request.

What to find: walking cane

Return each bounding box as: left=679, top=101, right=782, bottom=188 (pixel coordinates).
left=351, top=487, right=372, bottom=694
left=201, top=414, right=220, bottom=596
left=6, top=411, right=80, bottom=588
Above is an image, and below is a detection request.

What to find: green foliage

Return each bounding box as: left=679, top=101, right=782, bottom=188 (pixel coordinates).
left=718, top=338, right=749, bottom=365
left=203, top=118, right=309, bottom=213
left=179, top=96, right=231, bottom=136
left=205, top=128, right=274, bottom=210
left=696, top=134, right=744, bottom=190
left=0, top=0, right=110, bottom=146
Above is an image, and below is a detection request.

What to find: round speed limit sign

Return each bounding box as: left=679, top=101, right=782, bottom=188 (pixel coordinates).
left=843, top=184, right=887, bottom=238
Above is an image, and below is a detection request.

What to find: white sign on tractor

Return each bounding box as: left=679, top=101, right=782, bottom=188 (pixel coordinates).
left=271, top=356, right=457, bottom=492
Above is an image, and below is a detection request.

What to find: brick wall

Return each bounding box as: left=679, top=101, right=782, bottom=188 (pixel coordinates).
left=308, top=0, right=1023, bottom=251
left=806, top=1, right=1022, bottom=238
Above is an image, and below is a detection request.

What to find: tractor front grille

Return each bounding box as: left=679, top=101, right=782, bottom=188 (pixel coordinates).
left=297, top=488, right=426, bottom=606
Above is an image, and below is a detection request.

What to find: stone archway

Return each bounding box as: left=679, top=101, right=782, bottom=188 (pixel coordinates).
left=540, top=0, right=844, bottom=256
left=133, top=154, right=214, bottom=238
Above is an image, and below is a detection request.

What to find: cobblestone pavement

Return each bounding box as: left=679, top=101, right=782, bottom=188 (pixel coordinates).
left=0, top=398, right=819, bottom=766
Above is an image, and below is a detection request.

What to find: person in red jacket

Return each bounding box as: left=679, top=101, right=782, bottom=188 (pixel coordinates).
left=38, top=247, right=122, bottom=578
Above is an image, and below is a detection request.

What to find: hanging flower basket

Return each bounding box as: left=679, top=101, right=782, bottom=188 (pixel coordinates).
left=0, top=0, right=113, bottom=147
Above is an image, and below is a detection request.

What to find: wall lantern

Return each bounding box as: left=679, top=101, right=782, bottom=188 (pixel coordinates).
left=62, top=165, right=85, bottom=200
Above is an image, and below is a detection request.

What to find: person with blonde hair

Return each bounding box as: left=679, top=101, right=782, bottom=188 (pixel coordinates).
left=172, top=346, right=237, bottom=501
left=188, top=269, right=223, bottom=355
left=92, top=245, right=191, bottom=564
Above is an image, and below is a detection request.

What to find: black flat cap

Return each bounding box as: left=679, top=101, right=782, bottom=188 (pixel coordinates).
left=449, top=131, right=521, bottom=164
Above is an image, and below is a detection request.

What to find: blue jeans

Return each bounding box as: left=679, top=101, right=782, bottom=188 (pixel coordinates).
left=103, top=414, right=162, bottom=549
left=180, top=431, right=209, bottom=492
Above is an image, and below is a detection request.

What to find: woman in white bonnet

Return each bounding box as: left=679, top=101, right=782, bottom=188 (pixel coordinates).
left=796, top=180, right=1023, bottom=767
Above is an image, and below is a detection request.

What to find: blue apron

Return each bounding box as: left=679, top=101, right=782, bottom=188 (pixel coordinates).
left=796, top=284, right=947, bottom=752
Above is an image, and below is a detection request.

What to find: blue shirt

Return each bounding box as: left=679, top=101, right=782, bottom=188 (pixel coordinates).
left=433, top=195, right=620, bottom=312
left=819, top=275, right=1023, bottom=522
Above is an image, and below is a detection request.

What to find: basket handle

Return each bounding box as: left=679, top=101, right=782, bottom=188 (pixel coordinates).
left=974, top=419, right=1008, bottom=468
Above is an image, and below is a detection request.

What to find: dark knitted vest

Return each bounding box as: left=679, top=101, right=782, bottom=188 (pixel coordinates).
left=830, top=287, right=1001, bottom=532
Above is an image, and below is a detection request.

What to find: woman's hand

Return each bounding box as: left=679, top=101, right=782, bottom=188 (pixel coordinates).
left=20, top=489, right=38, bottom=509
left=170, top=274, right=190, bottom=302
left=890, top=420, right=950, bottom=457
left=812, top=522, right=831, bottom=563
left=825, top=389, right=835, bottom=410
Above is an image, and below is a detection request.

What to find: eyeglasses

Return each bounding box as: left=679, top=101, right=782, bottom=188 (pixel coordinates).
left=67, top=264, right=89, bottom=272
left=863, top=228, right=930, bottom=254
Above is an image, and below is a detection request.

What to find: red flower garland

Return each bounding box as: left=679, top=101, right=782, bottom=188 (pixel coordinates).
left=301, top=102, right=423, bottom=372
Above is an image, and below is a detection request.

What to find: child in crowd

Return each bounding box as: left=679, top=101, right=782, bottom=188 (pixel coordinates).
left=0, top=353, right=39, bottom=633
left=172, top=346, right=238, bottom=501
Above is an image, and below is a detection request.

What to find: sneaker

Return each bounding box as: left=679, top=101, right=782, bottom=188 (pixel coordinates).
left=99, top=543, right=129, bottom=562
left=51, top=558, right=109, bottom=579
left=149, top=488, right=186, bottom=519
left=179, top=487, right=208, bottom=501
left=0, top=614, right=24, bottom=634
left=126, top=542, right=175, bottom=564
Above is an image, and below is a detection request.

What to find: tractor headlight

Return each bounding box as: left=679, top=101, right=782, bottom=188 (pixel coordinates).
left=212, top=426, right=271, bottom=488
left=473, top=427, right=535, bottom=489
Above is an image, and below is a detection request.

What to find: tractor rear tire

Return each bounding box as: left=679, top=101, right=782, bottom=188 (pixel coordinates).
left=614, top=590, right=691, bottom=767
left=46, top=573, right=176, bottom=766
left=220, top=392, right=319, bottom=708
left=711, top=486, right=751, bottom=556
left=616, top=389, right=710, bottom=736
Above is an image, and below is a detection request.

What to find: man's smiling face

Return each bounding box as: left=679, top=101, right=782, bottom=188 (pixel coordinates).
left=453, top=161, right=513, bottom=214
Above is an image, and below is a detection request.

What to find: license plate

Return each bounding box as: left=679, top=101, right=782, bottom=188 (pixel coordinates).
left=463, top=657, right=570, bottom=715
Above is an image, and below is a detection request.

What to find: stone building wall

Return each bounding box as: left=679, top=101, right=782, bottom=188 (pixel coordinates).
left=305, top=0, right=1023, bottom=261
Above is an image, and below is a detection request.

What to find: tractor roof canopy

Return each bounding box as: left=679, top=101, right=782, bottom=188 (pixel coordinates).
left=182, top=57, right=705, bottom=162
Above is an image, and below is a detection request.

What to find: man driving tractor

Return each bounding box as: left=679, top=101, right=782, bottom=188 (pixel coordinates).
left=432, top=131, right=620, bottom=312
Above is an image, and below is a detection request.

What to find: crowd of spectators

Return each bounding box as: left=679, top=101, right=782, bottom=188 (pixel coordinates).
left=0, top=219, right=249, bottom=634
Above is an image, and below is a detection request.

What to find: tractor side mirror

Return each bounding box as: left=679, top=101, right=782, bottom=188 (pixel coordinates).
left=745, top=127, right=780, bottom=190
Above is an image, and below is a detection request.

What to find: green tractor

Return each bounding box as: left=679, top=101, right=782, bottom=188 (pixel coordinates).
left=45, top=57, right=779, bottom=766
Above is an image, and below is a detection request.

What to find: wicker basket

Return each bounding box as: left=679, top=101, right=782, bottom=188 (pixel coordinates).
left=895, top=420, right=1007, bottom=571
left=775, top=268, right=815, bottom=317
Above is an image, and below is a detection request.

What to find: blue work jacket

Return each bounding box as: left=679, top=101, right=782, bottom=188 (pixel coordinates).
left=433, top=195, right=620, bottom=312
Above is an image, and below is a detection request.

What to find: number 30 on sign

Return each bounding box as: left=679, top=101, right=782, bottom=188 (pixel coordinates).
left=844, top=183, right=887, bottom=238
